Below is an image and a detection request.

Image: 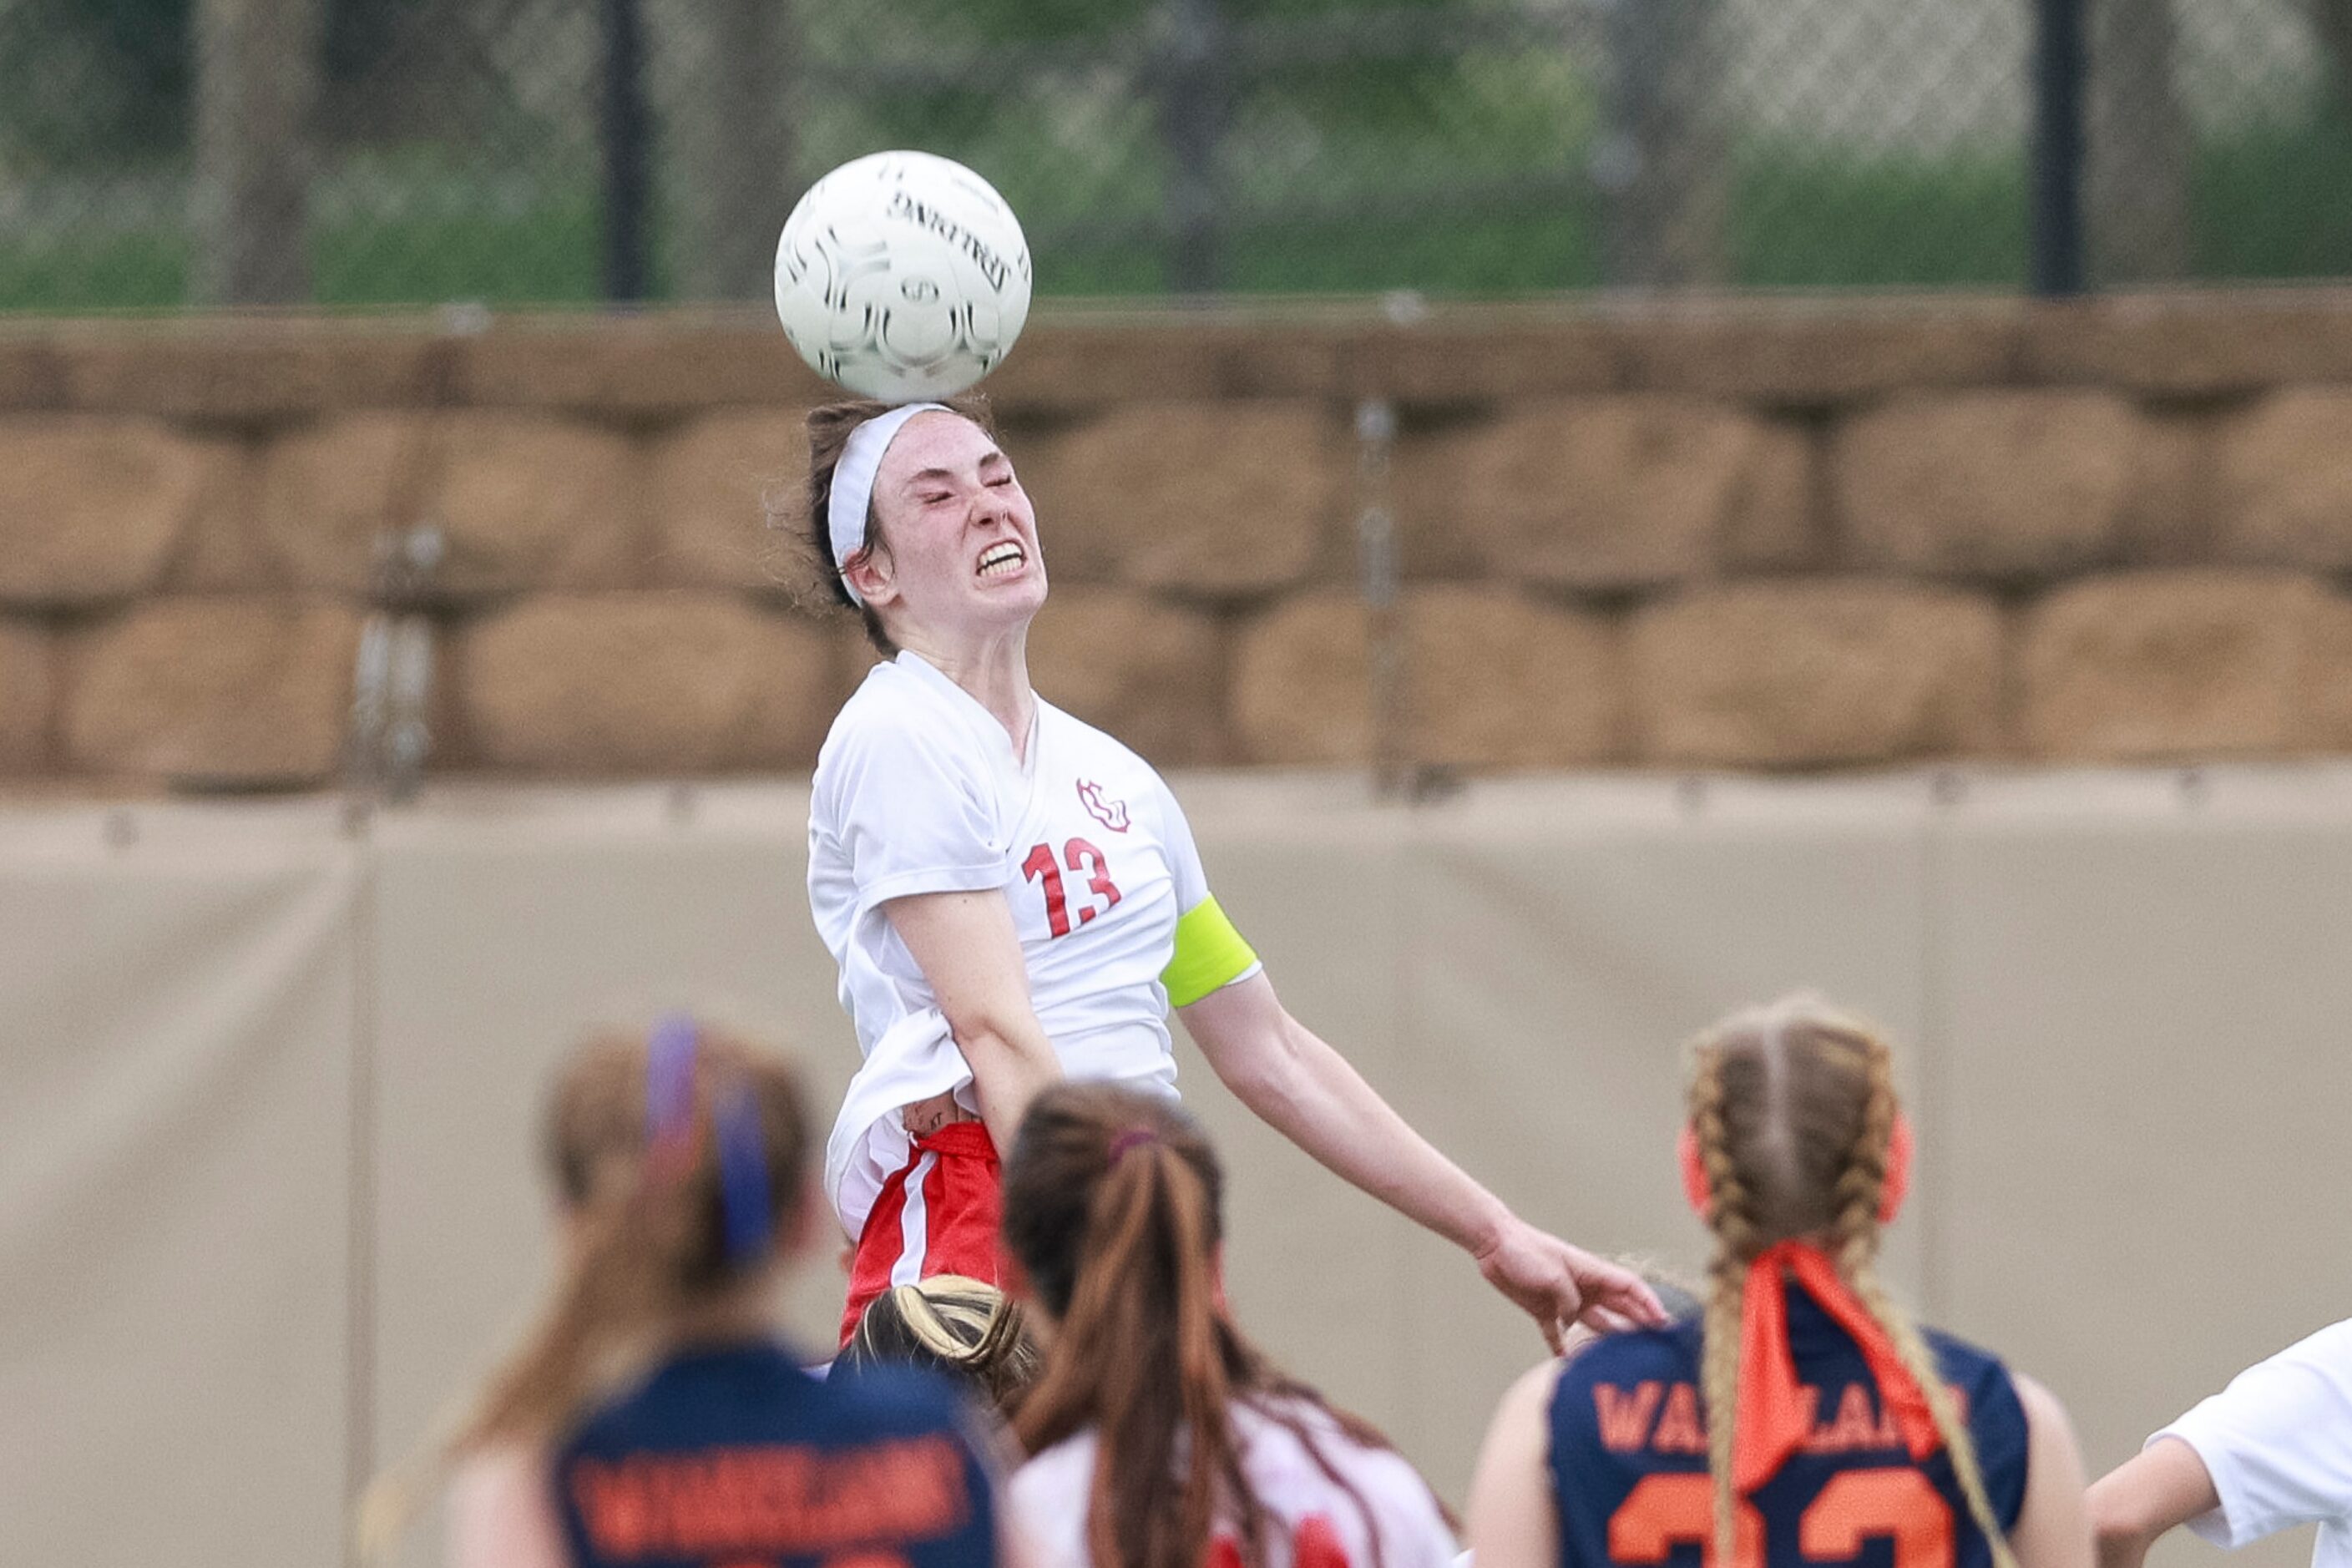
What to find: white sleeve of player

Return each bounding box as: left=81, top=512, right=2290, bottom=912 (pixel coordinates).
left=2154, top=1318, right=2352, bottom=1546
left=825, top=707, right=1006, bottom=908
left=1157, top=776, right=1214, bottom=913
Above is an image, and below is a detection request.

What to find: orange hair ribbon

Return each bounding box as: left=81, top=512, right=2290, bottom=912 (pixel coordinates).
left=1729, top=1241, right=1943, bottom=1493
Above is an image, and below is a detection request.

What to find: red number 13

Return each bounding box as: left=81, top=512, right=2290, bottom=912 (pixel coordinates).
left=1022, top=837, right=1121, bottom=938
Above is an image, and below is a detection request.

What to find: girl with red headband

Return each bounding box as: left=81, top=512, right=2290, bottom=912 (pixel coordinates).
left=1464, top=995, right=2092, bottom=1568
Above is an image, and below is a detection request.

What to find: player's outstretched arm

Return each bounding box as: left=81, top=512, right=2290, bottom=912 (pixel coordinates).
left=884, top=888, right=1063, bottom=1151
left=1177, top=971, right=1664, bottom=1349
left=2011, top=1373, right=2096, bottom=1568
left=2086, top=1439, right=2218, bottom=1568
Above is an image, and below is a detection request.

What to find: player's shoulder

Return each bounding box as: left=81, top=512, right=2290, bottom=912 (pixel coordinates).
left=828, top=656, right=948, bottom=736
left=816, top=1360, right=976, bottom=1438
left=818, top=659, right=988, bottom=775
left=1037, top=695, right=1158, bottom=774
left=1559, top=1321, right=1703, bottom=1392
left=1919, top=1320, right=2016, bottom=1389
left=2266, top=1317, right=2352, bottom=1377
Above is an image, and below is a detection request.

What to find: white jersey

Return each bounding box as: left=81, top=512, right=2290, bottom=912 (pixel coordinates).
left=809, top=650, right=1254, bottom=1238
left=2153, top=1318, right=2352, bottom=1568
left=1010, top=1395, right=1458, bottom=1568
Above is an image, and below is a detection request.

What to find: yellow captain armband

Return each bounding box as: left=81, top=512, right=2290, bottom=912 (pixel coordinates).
left=1161, top=896, right=1260, bottom=1009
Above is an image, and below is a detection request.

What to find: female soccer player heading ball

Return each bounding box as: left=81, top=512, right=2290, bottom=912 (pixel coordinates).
left=802, top=397, right=1663, bottom=1348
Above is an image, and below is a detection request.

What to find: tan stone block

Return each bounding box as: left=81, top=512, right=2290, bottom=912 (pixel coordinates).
left=162, top=441, right=279, bottom=592
left=1232, top=593, right=1370, bottom=766
left=1343, top=318, right=1621, bottom=403
left=0, top=417, right=220, bottom=607
left=650, top=410, right=810, bottom=590
left=2022, top=291, right=2352, bottom=395
left=458, top=594, right=831, bottom=773
left=1832, top=392, right=2139, bottom=579
left=64, top=599, right=362, bottom=784
left=2307, top=595, right=2352, bottom=752
left=1028, top=590, right=1227, bottom=766
left=0, top=334, right=68, bottom=410
left=1402, top=586, right=1621, bottom=768
left=1022, top=402, right=1336, bottom=596
left=2215, top=390, right=2352, bottom=570
left=983, top=317, right=1347, bottom=416
left=459, top=317, right=817, bottom=415
left=1231, top=587, right=1621, bottom=767
left=1631, top=581, right=2000, bottom=768
left=53, top=321, right=443, bottom=420
left=0, top=619, right=53, bottom=771
left=1402, top=397, right=1757, bottom=589
left=2119, top=411, right=2219, bottom=564
left=2019, top=570, right=2345, bottom=761
left=1622, top=300, right=2021, bottom=402
left=1723, top=420, right=1823, bottom=571
left=259, top=412, right=641, bottom=596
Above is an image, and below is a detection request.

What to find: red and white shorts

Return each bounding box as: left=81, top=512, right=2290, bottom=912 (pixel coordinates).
left=837, top=1120, right=1015, bottom=1346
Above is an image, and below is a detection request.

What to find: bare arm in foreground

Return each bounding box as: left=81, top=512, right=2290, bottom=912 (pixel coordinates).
left=1179, top=971, right=1663, bottom=1348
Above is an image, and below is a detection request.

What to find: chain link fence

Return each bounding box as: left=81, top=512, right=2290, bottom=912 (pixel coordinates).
left=1, top=0, right=2346, bottom=311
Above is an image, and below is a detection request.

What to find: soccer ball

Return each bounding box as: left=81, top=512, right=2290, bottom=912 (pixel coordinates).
left=772, top=150, right=1033, bottom=402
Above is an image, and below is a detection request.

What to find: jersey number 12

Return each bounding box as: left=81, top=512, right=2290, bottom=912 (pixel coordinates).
left=1023, top=838, right=1120, bottom=938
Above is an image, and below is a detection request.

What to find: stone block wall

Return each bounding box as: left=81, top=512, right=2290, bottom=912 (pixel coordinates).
left=8, top=293, right=2352, bottom=788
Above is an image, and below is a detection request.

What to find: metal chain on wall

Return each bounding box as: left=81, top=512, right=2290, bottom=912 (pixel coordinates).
left=0, top=0, right=2346, bottom=310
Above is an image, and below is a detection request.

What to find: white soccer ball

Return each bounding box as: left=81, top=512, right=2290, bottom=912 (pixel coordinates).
left=773, top=150, right=1033, bottom=401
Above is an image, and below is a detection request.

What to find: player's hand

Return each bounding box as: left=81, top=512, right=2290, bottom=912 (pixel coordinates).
left=1474, top=1218, right=1668, bottom=1353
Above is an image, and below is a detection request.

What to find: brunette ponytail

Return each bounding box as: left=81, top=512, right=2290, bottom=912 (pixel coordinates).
left=1006, top=1084, right=1407, bottom=1568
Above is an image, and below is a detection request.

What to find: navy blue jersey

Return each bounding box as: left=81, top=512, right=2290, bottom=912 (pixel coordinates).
left=554, top=1340, right=997, bottom=1568
left=1548, top=1288, right=2028, bottom=1568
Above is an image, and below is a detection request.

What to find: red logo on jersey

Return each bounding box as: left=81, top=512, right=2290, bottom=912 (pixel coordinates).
left=1076, top=780, right=1130, bottom=833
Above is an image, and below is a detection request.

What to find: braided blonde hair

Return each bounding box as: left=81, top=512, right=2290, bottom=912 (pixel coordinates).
left=842, top=1274, right=1041, bottom=1414
left=1687, top=996, right=2018, bottom=1568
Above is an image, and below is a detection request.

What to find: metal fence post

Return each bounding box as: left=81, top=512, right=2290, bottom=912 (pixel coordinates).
left=192, top=0, right=321, bottom=305
left=1597, top=0, right=1727, bottom=288
left=2030, top=0, right=2090, bottom=296
left=1158, top=0, right=1227, bottom=294
left=2086, top=0, right=2190, bottom=285
left=600, top=0, right=655, bottom=302
left=666, top=0, right=798, bottom=301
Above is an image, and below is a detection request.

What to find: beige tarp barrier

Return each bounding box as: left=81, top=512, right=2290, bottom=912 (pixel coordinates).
left=3, top=771, right=2347, bottom=1568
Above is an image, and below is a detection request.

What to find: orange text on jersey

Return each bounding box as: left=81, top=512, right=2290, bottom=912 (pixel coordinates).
left=567, top=1434, right=970, bottom=1558
left=1593, top=1382, right=1972, bottom=1458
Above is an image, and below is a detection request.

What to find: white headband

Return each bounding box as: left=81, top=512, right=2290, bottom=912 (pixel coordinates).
left=827, top=402, right=950, bottom=606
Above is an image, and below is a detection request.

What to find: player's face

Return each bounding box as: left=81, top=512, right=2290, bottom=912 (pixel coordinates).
left=859, top=413, right=1047, bottom=639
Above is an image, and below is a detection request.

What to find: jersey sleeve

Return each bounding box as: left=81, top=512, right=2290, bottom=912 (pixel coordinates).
left=2155, top=1319, right=2352, bottom=1546
left=1153, top=779, right=1262, bottom=1007
left=822, top=706, right=1005, bottom=908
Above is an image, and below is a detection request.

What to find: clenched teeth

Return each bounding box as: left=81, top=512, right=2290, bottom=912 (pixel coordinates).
left=978, top=543, right=1025, bottom=578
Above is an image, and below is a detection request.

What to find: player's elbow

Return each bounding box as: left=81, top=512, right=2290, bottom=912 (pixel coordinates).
left=944, top=1009, right=1056, bottom=1078
left=2085, top=1474, right=2166, bottom=1565
left=1201, top=1010, right=1313, bottom=1114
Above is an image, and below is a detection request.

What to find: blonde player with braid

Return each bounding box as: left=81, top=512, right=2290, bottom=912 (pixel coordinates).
left=1466, top=994, right=2092, bottom=1568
